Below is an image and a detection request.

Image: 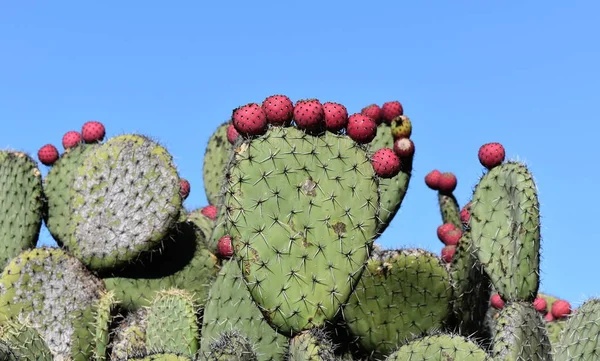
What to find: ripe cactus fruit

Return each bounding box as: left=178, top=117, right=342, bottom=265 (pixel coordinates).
left=227, top=123, right=240, bottom=144
left=361, top=104, right=382, bottom=123
left=491, top=294, right=506, bottom=309
left=293, top=99, right=324, bottom=130
left=62, top=131, right=83, bottom=149
left=441, top=228, right=462, bottom=246
left=437, top=223, right=457, bottom=242
left=478, top=142, right=505, bottom=169
left=233, top=103, right=268, bottom=136
left=441, top=245, right=456, bottom=262
left=347, top=113, right=377, bottom=144
left=460, top=201, right=472, bottom=226
left=438, top=172, right=457, bottom=193
left=262, top=94, right=294, bottom=126
left=200, top=205, right=217, bottom=220
left=217, top=235, right=233, bottom=258
left=385, top=334, right=493, bottom=361
left=322, top=101, right=348, bottom=132
left=390, top=115, right=412, bottom=139
left=203, top=122, right=233, bottom=205
left=179, top=179, right=191, bottom=199
left=533, top=297, right=547, bottom=312
left=393, top=137, right=415, bottom=157
left=551, top=300, right=571, bottom=319
left=224, top=126, right=379, bottom=334
left=37, top=144, right=59, bottom=165
left=554, top=298, right=600, bottom=361
left=66, top=134, right=182, bottom=271
left=343, top=249, right=453, bottom=357
left=470, top=161, right=540, bottom=301
left=371, top=147, right=401, bottom=178
left=81, top=121, right=106, bottom=143
left=425, top=169, right=442, bottom=190
left=381, top=101, right=404, bottom=124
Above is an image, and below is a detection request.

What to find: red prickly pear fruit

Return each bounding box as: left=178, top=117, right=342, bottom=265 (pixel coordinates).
left=460, top=202, right=472, bottom=226
left=478, top=142, right=505, bottom=170
left=533, top=297, right=548, bottom=312
left=371, top=148, right=401, bottom=178
left=551, top=300, right=572, bottom=319
left=437, top=223, right=457, bottom=243
left=425, top=170, right=442, bottom=190
left=201, top=205, right=217, bottom=220
left=226, top=124, right=240, bottom=144
left=361, top=104, right=382, bottom=124
left=179, top=179, right=191, bottom=199
left=262, top=94, right=294, bottom=126
left=293, top=99, right=324, bottom=130
left=381, top=101, right=404, bottom=124
left=393, top=138, right=415, bottom=158
left=347, top=113, right=377, bottom=144
left=38, top=144, right=59, bottom=166
left=217, top=235, right=234, bottom=258
left=442, top=229, right=462, bottom=246
left=438, top=172, right=457, bottom=193
left=544, top=311, right=555, bottom=322
left=441, top=245, right=456, bottom=263
left=232, top=103, right=268, bottom=136
left=81, top=121, right=106, bottom=143
left=62, top=131, right=82, bottom=149
left=322, top=102, right=348, bottom=132
left=491, top=294, right=505, bottom=309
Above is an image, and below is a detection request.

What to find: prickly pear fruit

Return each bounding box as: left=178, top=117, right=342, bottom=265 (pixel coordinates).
left=478, top=142, right=505, bottom=169
left=371, top=148, right=401, bottom=178
left=347, top=113, right=377, bottom=144
left=232, top=103, right=268, bottom=136
left=81, top=121, right=106, bottom=143
left=262, top=94, right=294, bottom=126
left=37, top=144, right=59, bottom=166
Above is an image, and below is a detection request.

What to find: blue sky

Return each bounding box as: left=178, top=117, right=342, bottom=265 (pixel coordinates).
left=1, top=1, right=598, bottom=307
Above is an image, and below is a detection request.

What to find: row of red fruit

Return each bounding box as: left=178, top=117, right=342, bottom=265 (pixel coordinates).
left=491, top=293, right=572, bottom=321
left=37, top=121, right=106, bottom=166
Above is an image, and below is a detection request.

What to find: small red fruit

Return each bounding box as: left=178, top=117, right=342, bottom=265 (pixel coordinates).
left=217, top=235, right=234, bottom=258
left=179, top=179, right=190, bottom=199
left=81, top=121, right=106, bottom=143
left=381, top=101, right=404, bottom=124
left=201, top=205, right=217, bottom=220
left=322, top=102, right=348, bottom=132
left=491, top=294, right=505, bottom=309
left=371, top=148, right=401, bottom=178
left=425, top=170, right=442, bottom=190
left=232, top=103, right=268, bottom=136
left=347, top=114, right=377, bottom=144
left=437, top=223, right=457, bottom=243
left=293, top=99, right=324, bottom=130
left=393, top=138, right=415, bottom=158
left=442, top=229, right=462, bottom=246
left=438, top=172, right=457, bottom=193
left=62, top=131, right=82, bottom=149
left=544, top=312, right=555, bottom=322
left=441, top=245, right=456, bottom=263
left=551, top=300, right=572, bottom=319
left=533, top=297, right=547, bottom=313
left=460, top=202, right=472, bottom=226
left=37, top=144, right=59, bottom=166
left=361, top=104, right=382, bottom=124
left=227, top=124, right=240, bottom=144
left=478, top=142, right=505, bottom=169
left=262, top=94, right=294, bottom=126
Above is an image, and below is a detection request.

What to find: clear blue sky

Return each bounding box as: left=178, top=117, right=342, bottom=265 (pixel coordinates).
left=1, top=1, right=598, bottom=307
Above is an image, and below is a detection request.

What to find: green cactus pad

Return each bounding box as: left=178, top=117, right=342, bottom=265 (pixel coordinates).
left=202, top=330, right=258, bottom=361
left=385, top=334, right=492, bottom=361
left=43, top=144, right=97, bottom=246
left=187, top=207, right=216, bottom=244
left=93, top=290, right=119, bottom=361
left=288, top=329, right=337, bottom=361
left=110, top=308, right=148, bottom=360
left=104, top=221, right=220, bottom=311
left=369, top=123, right=412, bottom=235
left=145, top=289, right=200, bottom=357
left=343, top=248, right=453, bottom=357
left=438, top=193, right=461, bottom=229
left=121, top=354, right=193, bottom=361
left=203, top=121, right=234, bottom=205
left=490, top=302, right=552, bottom=361
left=225, top=127, right=379, bottom=334
left=470, top=161, right=540, bottom=301
left=0, top=247, right=106, bottom=361
left=554, top=297, right=600, bottom=361
left=200, top=259, right=288, bottom=361
left=0, top=320, right=53, bottom=361
left=0, top=151, right=44, bottom=268
left=66, top=134, right=182, bottom=271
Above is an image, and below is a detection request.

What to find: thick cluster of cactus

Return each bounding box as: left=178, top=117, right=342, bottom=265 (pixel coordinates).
left=0, top=96, right=597, bottom=361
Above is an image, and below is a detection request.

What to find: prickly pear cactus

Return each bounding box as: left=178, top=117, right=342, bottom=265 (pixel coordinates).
left=0, top=320, right=53, bottom=361
left=203, top=121, right=233, bottom=205
left=385, top=334, right=493, bottom=361
left=288, top=329, right=337, bottom=361
left=110, top=308, right=149, bottom=359
left=438, top=193, right=461, bottom=229
left=202, top=330, right=258, bottom=361
left=554, top=298, right=600, bottom=361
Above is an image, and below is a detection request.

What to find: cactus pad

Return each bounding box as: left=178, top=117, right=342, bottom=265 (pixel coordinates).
left=0, top=320, right=53, bottom=361
left=554, top=297, right=600, bottom=361
left=438, top=193, right=461, bottom=229
left=203, top=330, right=258, bottom=361
left=288, top=329, right=337, bottom=361
left=203, top=121, right=234, bottom=205
left=93, top=290, right=119, bottom=361
left=385, top=334, right=492, bottom=361
left=110, top=308, right=149, bottom=360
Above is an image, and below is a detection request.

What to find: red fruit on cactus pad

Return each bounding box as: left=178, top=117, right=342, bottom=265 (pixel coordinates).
left=460, top=202, right=472, bottom=226
left=551, top=300, right=571, bottom=319
left=262, top=94, right=294, bottom=125
left=179, top=179, right=191, bottom=199
left=441, top=245, right=456, bottom=263
left=438, top=172, right=457, bottom=193
left=322, top=102, right=348, bottom=132
left=347, top=114, right=377, bottom=144
left=81, top=121, right=106, bottom=143
left=491, top=294, right=505, bottom=309
left=393, top=138, right=415, bottom=158
left=381, top=101, right=404, bottom=124
left=217, top=235, right=234, bottom=258
left=293, top=99, right=324, bottom=130
left=62, top=131, right=82, bottom=149
left=232, top=103, right=268, bottom=136
left=425, top=170, right=442, bottom=190
left=544, top=312, right=555, bottom=322
left=37, top=144, right=59, bottom=166
left=478, top=142, right=505, bottom=169
left=371, top=148, right=401, bottom=178
left=226, top=124, right=240, bottom=144
left=201, top=205, right=217, bottom=220
left=361, top=104, right=382, bottom=124
left=441, top=229, right=462, bottom=246
left=533, top=297, right=547, bottom=312
left=437, top=223, right=457, bottom=243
